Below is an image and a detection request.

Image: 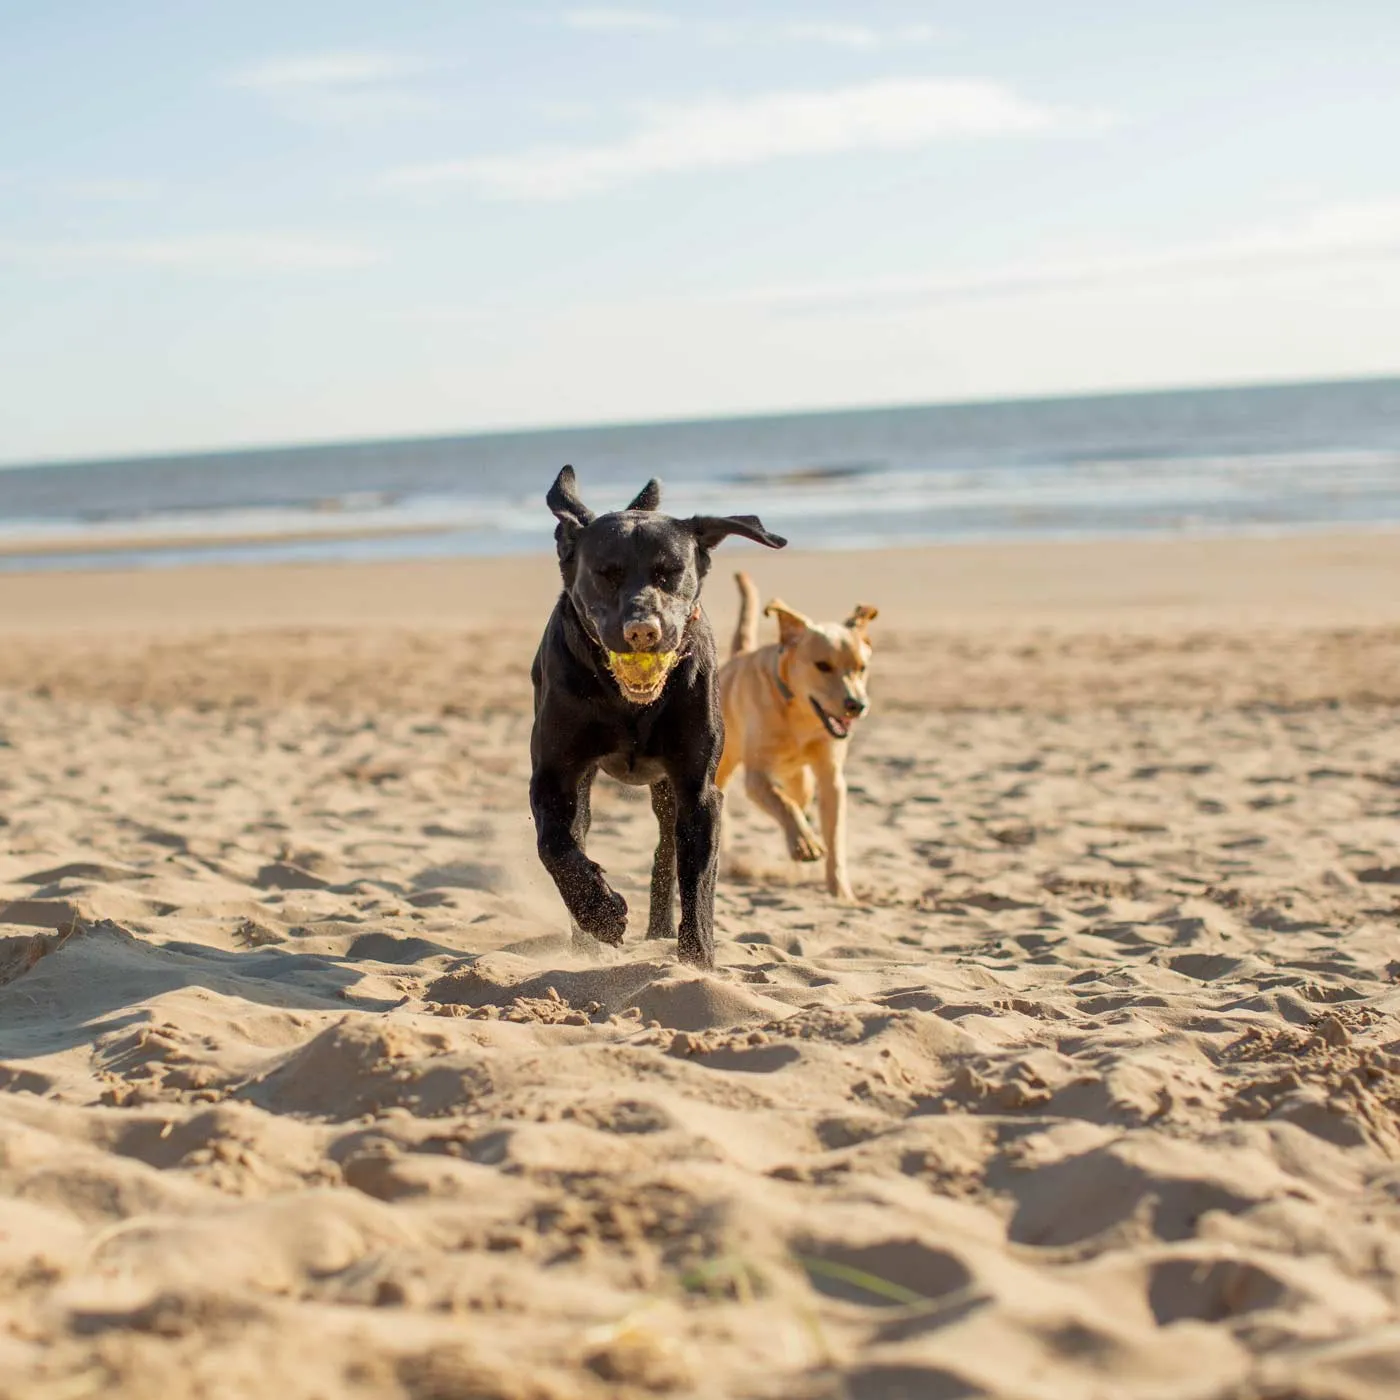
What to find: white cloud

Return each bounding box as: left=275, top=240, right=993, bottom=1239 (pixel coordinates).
left=561, top=8, right=677, bottom=32
left=388, top=199, right=1400, bottom=336
left=229, top=52, right=424, bottom=90
left=739, top=199, right=1400, bottom=314
left=229, top=51, right=438, bottom=125
left=58, top=177, right=164, bottom=202
left=0, top=234, right=379, bottom=273
left=780, top=21, right=940, bottom=50
left=388, top=78, right=1098, bottom=199
left=560, top=12, right=939, bottom=47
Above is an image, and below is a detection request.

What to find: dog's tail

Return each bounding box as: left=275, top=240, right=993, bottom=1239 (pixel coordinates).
left=730, top=571, right=762, bottom=658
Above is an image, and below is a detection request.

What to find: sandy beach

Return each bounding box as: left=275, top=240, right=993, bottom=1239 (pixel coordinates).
left=3, top=530, right=1400, bottom=1400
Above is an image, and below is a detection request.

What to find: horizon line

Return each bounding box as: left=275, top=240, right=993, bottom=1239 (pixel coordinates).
left=3, top=368, right=1399, bottom=475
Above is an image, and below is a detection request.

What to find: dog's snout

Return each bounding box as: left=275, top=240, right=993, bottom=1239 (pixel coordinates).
left=623, top=617, right=663, bottom=651
left=844, top=694, right=868, bottom=718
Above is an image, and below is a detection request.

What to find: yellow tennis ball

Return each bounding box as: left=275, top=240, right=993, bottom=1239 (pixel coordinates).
left=608, top=650, right=679, bottom=691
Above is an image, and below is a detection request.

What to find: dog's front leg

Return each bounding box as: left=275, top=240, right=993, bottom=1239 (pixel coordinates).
left=670, top=774, right=722, bottom=968
left=646, top=780, right=677, bottom=941
left=814, top=753, right=854, bottom=901
left=744, top=769, right=825, bottom=862
left=531, top=765, right=628, bottom=943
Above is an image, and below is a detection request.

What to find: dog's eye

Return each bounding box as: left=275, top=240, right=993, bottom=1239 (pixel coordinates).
left=599, top=566, right=626, bottom=589
left=815, top=660, right=834, bottom=674
left=651, top=567, right=678, bottom=588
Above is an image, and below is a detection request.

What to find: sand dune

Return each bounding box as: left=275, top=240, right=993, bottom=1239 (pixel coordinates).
left=3, top=538, right=1400, bottom=1398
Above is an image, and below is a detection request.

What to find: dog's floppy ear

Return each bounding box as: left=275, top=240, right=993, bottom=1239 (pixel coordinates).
left=846, top=603, right=879, bottom=634
left=547, top=465, right=594, bottom=570
left=687, top=515, right=787, bottom=552
left=626, top=479, right=662, bottom=512
left=765, top=597, right=813, bottom=648
left=546, top=465, right=594, bottom=531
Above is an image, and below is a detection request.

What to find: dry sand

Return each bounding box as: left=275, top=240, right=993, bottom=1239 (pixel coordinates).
left=2, top=532, right=1400, bottom=1400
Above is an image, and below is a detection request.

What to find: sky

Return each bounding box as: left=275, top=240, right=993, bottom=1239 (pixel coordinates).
left=2, top=1, right=1399, bottom=465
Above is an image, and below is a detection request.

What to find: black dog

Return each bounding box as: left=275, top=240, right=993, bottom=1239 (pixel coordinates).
left=530, top=466, right=786, bottom=968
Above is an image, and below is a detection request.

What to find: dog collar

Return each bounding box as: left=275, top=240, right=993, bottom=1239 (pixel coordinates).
left=771, top=651, right=795, bottom=703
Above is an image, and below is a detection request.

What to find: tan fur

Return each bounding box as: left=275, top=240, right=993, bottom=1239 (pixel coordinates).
left=717, top=572, right=878, bottom=901
left=731, top=570, right=761, bottom=658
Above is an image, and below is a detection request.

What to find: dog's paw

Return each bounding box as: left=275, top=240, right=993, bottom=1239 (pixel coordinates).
left=677, top=926, right=715, bottom=969
left=788, top=830, right=826, bottom=862
left=574, top=883, right=629, bottom=945
left=828, top=876, right=856, bottom=903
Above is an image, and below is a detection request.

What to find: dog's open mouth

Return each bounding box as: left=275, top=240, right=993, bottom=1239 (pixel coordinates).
left=809, top=697, right=855, bottom=740
left=607, top=650, right=680, bottom=705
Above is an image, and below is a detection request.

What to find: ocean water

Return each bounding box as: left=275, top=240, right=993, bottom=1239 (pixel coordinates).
left=3, top=377, right=1400, bottom=572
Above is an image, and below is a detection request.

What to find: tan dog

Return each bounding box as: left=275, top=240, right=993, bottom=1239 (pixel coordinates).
left=717, top=572, right=877, bottom=901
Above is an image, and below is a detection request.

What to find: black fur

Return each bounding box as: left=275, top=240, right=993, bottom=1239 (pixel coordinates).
left=530, top=465, right=786, bottom=967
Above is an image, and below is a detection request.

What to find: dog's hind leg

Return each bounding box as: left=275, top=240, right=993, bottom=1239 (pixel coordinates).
left=715, top=741, right=740, bottom=792
left=646, top=780, right=678, bottom=941
left=714, top=745, right=740, bottom=869
left=672, top=773, right=722, bottom=968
